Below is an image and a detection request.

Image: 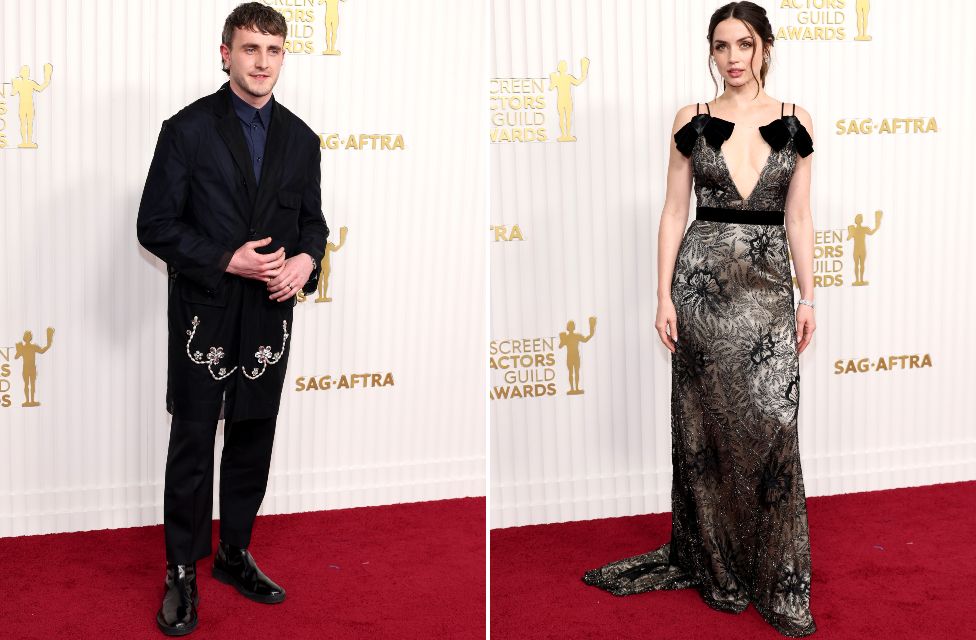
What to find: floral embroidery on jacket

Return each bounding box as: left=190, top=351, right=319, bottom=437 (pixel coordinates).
left=185, top=316, right=290, bottom=381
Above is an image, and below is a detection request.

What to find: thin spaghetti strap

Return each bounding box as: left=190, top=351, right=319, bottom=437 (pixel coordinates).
left=792, top=102, right=797, bottom=116
left=704, top=101, right=711, bottom=115
left=696, top=102, right=700, bottom=115
left=781, top=101, right=785, bottom=118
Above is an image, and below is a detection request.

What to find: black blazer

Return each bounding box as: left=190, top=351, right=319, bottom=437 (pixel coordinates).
left=137, top=82, right=329, bottom=421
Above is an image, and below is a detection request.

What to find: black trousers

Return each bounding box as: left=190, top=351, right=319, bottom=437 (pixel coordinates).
left=163, top=414, right=278, bottom=564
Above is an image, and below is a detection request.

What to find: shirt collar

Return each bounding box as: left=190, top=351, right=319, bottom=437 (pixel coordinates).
left=229, top=86, right=274, bottom=128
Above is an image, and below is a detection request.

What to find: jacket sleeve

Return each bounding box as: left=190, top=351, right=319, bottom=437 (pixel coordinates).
left=295, top=141, right=330, bottom=265
left=136, top=119, right=233, bottom=292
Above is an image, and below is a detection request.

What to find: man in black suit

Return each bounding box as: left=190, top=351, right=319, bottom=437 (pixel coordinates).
left=136, top=3, right=329, bottom=635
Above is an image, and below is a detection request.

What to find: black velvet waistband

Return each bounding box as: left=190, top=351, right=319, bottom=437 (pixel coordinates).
left=696, top=206, right=785, bottom=226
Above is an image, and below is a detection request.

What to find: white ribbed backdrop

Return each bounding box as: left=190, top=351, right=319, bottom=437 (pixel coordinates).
left=0, top=0, right=486, bottom=537
left=490, top=0, right=976, bottom=527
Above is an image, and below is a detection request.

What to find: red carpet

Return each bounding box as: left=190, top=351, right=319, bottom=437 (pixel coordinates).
left=0, top=497, right=485, bottom=639
left=490, top=481, right=976, bottom=639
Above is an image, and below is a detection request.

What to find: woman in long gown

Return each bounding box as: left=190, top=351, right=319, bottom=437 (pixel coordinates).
left=581, top=3, right=819, bottom=637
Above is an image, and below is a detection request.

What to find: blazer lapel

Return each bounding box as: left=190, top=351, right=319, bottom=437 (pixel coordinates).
left=213, top=84, right=259, bottom=208
left=250, top=100, right=290, bottom=228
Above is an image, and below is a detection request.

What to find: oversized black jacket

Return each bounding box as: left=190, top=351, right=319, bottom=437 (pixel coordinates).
left=137, top=82, right=329, bottom=421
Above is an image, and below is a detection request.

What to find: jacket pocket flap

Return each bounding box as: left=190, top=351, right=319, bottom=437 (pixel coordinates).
left=179, top=278, right=228, bottom=307
left=278, top=191, right=301, bottom=209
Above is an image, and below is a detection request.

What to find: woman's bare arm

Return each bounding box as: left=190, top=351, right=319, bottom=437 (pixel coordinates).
left=655, top=104, right=697, bottom=351
left=657, top=104, right=697, bottom=299
left=784, top=104, right=817, bottom=354
left=784, top=105, right=816, bottom=302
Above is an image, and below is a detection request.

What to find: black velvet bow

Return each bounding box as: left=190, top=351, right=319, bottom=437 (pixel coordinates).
left=673, top=114, right=734, bottom=157
left=758, top=115, right=814, bottom=157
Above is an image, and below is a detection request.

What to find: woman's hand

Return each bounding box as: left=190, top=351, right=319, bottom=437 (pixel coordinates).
left=655, top=299, right=679, bottom=353
left=796, top=304, right=816, bottom=354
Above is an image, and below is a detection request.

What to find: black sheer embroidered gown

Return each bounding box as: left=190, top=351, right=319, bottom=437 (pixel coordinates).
left=582, top=102, right=817, bottom=637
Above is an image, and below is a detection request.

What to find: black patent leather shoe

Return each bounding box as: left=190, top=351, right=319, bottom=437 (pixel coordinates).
left=156, top=562, right=199, bottom=636
left=212, top=540, right=286, bottom=604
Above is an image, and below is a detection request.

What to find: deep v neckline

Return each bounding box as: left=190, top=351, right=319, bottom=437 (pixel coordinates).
left=710, top=115, right=775, bottom=204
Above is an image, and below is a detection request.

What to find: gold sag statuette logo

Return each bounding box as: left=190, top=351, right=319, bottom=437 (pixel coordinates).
left=802, top=210, right=882, bottom=288
left=264, top=0, right=348, bottom=55
left=853, top=0, right=872, bottom=40
left=549, top=58, right=589, bottom=142
left=847, top=210, right=882, bottom=286
left=321, top=0, right=345, bottom=55
left=489, top=316, right=597, bottom=400
left=298, top=226, right=348, bottom=303
left=491, top=224, right=524, bottom=242
left=558, top=317, right=596, bottom=395
left=0, top=327, right=55, bottom=408
left=1, top=63, right=54, bottom=149
left=490, top=56, right=590, bottom=144
left=776, top=0, right=873, bottom=42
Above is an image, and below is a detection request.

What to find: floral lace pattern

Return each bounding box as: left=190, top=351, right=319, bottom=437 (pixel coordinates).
left=582, top=121, right=816, bottom=637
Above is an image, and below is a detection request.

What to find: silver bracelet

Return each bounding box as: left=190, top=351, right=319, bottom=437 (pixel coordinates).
left=308, top=254, right=316, bottom=269
left=798, top=298, right=815, bottom=308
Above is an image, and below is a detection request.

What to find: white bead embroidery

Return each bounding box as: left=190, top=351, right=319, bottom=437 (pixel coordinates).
left=185, top=316, right=238, bottom=380
left=242, top=320, right=290, bottom=380
left=185, top=316, right=290, bottom=381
